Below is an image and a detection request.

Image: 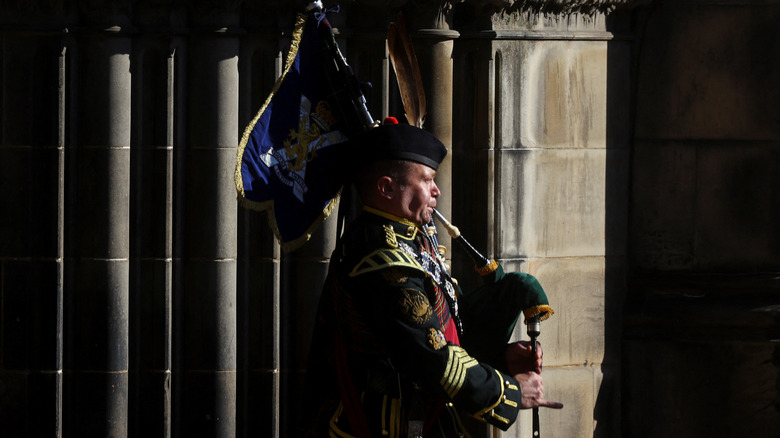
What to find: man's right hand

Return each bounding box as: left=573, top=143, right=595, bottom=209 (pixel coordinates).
left=513, top=371, right=564, bottom=410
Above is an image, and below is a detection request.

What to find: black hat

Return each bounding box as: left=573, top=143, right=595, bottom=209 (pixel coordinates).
left=354, top=122, right=447, bottom=170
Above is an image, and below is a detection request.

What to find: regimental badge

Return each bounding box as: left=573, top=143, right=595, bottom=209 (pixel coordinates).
left=384, top=224, right=399, bottom=248
left=399, top=289, right=432, bottom=325
left=427, top=328, right=447, bottom=350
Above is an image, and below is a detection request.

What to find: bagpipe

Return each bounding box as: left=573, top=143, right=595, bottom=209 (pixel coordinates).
left=431, top=208, right=552, bottom=438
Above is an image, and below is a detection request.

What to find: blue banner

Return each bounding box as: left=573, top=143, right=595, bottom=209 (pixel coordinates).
left=236, top=12, right=368, bottom=250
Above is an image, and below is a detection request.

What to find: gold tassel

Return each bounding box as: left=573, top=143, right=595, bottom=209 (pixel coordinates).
left=523, top=305, right=555, bottom=322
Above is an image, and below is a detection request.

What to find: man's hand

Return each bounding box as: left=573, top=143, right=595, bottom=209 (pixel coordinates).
left=505, top=341, right=542, bottom=375
left=513, top=371, right=564, bottom=410
left=507, top=341, right=563, bottom=410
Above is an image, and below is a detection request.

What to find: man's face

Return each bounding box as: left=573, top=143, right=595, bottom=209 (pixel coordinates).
left=393, top=162, right=441, bottom=225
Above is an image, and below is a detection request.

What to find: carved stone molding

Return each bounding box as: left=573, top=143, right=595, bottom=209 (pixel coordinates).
left=0, top=0, right=648, bottom=34
left=355, top=0, right=648, bottom=22
left=450, top=0, right=650, bottom=32
left=469, top=0, right=650, bottom=14
left=347, top=0, right=645, bottom=34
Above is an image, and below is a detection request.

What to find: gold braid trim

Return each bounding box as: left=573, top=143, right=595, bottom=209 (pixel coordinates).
left=391, top=397, right=401, bottom=438
left=328, top=402, right=358, bottom=438
left=236, top=189, right=340, bottom=252
left=441, top=346, right=477, bottom=399
left=472, top=370, right=507, bottom=420
left=363, top=206, right=420, bottom=230
left=349, top=248, right=424, bottom=277
left=489, top=411, right=510, bottom=425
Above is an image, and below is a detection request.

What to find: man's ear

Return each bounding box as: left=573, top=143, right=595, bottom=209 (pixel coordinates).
left=376, top=176, right=395, bottom=200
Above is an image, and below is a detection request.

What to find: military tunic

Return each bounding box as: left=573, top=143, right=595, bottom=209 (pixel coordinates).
left=305, top=207, right=525, bottom=437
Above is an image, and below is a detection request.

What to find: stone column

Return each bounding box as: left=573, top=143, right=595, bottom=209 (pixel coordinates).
left=405, top=1, right=460, bottom=251
left=175, top=4, right=240, bottom=437
left=65, top=27, right=132, bottom=438
left=476, top=5, right=630, bottom=438
left=451, top=1, right=636, bottom=436
left=451, top=33, right=497, bottom=287
left=129, top=32, right=177, bottom=438
left=235, top=16, right=287, bottom=437
left=0, top=24, right=67, bottom=437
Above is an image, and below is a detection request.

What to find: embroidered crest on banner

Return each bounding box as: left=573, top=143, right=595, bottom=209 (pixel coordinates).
left=258, top=96, right=345, bottom=202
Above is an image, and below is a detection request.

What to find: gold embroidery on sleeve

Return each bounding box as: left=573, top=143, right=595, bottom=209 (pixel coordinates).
left=440, top=346, right=477, bottom=399
left=399, top=289, right=432, bottom=325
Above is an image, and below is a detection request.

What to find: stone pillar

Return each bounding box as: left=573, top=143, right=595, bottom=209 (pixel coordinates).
left=236, top=19, right=287, bottom=437
left=175, top=4, right=240, bottom=436
left=453, top=2, right=632, bottom=436
left=493, top=16, right=628, bottom=438
left=129, top=35, right=176, bottom=438
left=65, top=29, right=132, bottom=437
left=451, top=33, right=497, bottom=287
left=417, top=29, right=458, bottom=252
left=405, top=2, right=460, bottom=251
left=0, top=27, right=66, bottom=438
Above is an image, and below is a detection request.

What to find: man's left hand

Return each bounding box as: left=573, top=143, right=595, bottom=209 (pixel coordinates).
left=505, top=340, right=543, bottom=375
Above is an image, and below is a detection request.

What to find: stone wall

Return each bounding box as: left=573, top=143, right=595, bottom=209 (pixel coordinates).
left=624, top=1, right=780, bottom=437
left=452, top=5, right=632, bottom=436
left=6, top=1, right=775, bottom=438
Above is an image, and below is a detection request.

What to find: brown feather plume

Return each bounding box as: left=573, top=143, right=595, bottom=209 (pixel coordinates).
left=387, top=12, right=426, bottom=128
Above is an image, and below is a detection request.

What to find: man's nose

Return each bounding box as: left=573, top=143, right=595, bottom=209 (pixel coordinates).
left=432, top=182, right=441, bottom=198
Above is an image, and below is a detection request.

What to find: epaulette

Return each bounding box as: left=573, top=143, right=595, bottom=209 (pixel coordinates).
left=349, top=248, right=424, bottom=277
